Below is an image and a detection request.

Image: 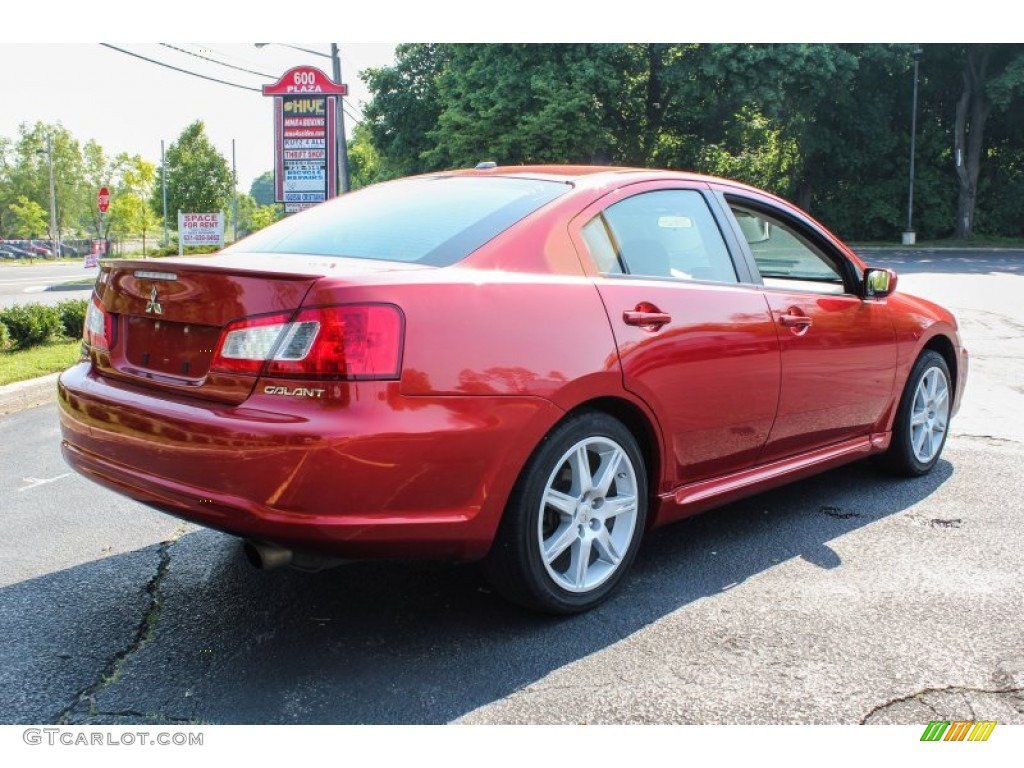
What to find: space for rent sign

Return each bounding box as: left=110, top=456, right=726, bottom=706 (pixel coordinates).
left=178, top=212, right=224, bottom=253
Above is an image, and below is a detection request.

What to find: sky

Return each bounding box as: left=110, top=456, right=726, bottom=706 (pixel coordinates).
left=0, top=43, right=398, bottom=193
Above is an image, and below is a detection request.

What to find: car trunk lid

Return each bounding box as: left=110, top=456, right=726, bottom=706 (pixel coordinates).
left=90, top=257, right=326, bottom=404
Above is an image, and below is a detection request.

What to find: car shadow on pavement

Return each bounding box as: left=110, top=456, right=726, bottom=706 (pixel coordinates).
left=1, top=458, right=952, bottom=725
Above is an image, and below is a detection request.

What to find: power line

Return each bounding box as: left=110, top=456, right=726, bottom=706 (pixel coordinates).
left=101, top=43, right=361, bottom=126
left=99, top=44, right=260, bottom=92
left=345, top=100, right=367, bottom=122
left=343, top=106, right=362, bottom=125
left=159, top=43, right=277, bottom=80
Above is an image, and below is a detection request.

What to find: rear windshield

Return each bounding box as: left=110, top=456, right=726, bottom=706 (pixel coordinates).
left=226, top=175, right=569, bottom=266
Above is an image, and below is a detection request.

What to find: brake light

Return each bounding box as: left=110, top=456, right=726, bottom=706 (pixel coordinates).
left=83, top=296, right=114, bottom=351
left=210, top=304, right=404, bottom=380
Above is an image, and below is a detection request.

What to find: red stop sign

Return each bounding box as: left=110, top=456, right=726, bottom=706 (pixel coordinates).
left=98, top=187, right=110, bottom=213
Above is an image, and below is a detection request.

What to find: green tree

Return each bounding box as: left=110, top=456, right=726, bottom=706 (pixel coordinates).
left=361, top=43, right=1024, bottom=241
left=89, top=151, right=157, bottom=241
left=425, top=44, right=619, bottom=168
left=249, top=170, right=275, bottom=206
left=362, top=43, right=450, bottom=177
left=250, top=203, right=283, bottom=232
left=2, top=122, right=87, bottom=243
left=943, top=44, right=1024, bottom=238
left=348, top=122, right=382, bottom=189
left=107, top=191, right=162, bottom=254
left=152, top=121, right=232, bottom=222
left=7, top=195, right=48, bottom=238
left=0, top=135, right=15, bottom=236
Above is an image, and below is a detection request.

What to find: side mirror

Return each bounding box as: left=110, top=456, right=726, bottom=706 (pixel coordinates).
left=864, top=267, right=898, bottom=298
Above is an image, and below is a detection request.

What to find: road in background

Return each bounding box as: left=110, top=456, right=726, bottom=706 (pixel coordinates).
left=0, top=262, right=94, bottom=309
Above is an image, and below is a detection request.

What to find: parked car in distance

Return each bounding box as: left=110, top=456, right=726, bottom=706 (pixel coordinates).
left=58, top=166, right=967, bottom=613
left=0, top=243, right=34, bottom=260
left=27, top=241, right=53, bottom=257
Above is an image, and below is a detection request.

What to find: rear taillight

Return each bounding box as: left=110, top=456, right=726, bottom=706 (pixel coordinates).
left=210, top=304, right=404, bottom=380
left=210, top=312, right=293, bottom=375
left=83, top=296, right=114, bottom=351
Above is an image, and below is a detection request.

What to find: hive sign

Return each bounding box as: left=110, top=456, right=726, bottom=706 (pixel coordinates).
left=263, top=67, right=348, bottom=214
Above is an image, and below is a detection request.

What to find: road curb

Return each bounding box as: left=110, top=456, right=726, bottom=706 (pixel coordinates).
left=46, top=282, right=94, bottom=292
left=0, top=372, right=59, bottom=416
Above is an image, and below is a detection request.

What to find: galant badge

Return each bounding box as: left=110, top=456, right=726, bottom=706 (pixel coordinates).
left=145, top=286, right=163, bottom=315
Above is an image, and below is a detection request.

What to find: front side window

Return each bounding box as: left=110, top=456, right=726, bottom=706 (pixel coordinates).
left=729, top=204, right=848, bottom=293
left=582, top=190, right=738, bottom=283
left=227, top=176, right=569, bottom=267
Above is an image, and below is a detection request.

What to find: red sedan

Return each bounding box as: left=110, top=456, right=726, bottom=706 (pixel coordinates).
left=58, top=166, right=967, bottom=613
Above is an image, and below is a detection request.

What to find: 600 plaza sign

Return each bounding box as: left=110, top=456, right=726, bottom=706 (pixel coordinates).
left=263, top=67, right=348, bottom=214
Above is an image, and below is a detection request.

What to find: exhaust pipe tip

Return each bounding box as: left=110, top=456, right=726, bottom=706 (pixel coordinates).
left=243, top=540, right=293, bottom=570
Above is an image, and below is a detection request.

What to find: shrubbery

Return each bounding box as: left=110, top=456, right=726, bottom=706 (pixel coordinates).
left=58, top=300, right=87, bottom=340
left=147, top=244, right=221, bottom=257
left=0, top=299, right=88, bottom=351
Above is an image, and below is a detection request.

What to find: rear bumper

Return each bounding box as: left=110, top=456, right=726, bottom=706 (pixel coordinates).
left=58, top=362, right=562, bottom=560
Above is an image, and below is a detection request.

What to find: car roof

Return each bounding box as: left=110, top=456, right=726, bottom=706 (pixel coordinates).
left=438, top=164, right=771, bottom=197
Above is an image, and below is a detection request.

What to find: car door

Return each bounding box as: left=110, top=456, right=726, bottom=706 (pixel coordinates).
left=570, top=182, right=781, bottom=489
left=721, top=193, right=898, bottom=462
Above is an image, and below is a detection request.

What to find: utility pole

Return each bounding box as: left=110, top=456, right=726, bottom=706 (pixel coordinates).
left=232, top=139, right=238, bottom=242
left=903, top=48, right=923, bottom=246
left=162, top=140, right=169, bottom=248
left=330, top=44, right=351, bottom=194
left=45, top=135, right=59, bottom=257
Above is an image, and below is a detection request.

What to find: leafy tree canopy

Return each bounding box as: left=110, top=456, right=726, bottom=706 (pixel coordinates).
left=361, top=43, right=1024, bottom=241
left=152, top=120, right=232, bottom=221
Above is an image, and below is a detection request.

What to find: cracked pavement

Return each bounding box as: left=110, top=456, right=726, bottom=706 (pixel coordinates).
left=1, top=249, right=1022, bottom=725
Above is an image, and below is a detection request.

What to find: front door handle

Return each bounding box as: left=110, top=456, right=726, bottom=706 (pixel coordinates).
left=778, top=314, right=812, bottom=328
left=623, top=309, right=671, bottom=328
left=778, top=306, right=812, bottom=336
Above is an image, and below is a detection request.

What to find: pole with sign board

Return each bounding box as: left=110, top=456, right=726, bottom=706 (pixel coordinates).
left=262, top=67, right=348, bottom=214
left=85, top=187, right=111, bottom=269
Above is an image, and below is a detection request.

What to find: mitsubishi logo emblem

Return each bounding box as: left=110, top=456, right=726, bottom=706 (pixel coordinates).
left=145, top=286, right=163, bottom=315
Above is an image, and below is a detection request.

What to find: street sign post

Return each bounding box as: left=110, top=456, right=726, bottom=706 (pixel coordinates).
left=262, top=67, right=348, bottom=214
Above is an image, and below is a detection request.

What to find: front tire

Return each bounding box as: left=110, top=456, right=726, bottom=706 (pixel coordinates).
left=877, top=350, right=952, bottom=476
left=483, top=412, right=648, bottom=614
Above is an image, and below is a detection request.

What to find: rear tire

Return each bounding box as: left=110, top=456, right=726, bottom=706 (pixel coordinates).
left=483, top=412, right=647, bottom=614
left=876, top=350, right=952, bottom=477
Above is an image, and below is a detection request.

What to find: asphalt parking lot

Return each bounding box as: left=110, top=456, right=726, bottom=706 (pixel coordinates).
left=1, top=249, right=1022, bottom=725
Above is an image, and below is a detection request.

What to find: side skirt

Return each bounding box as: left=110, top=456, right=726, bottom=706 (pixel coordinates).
left=652, top=432, right=891, bottom=527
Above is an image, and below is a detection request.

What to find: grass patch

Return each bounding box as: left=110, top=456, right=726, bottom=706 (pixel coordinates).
left=0, top=339, right=81, bottom=386
left=1, top=257, right=85, bottom=266
left=850, top=236, right=1024, bottom=249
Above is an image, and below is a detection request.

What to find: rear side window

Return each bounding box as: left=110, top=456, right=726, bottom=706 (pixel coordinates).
left=582, top=190, right=738, bottom=283
left=227, top=176, right=569, bottom=266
